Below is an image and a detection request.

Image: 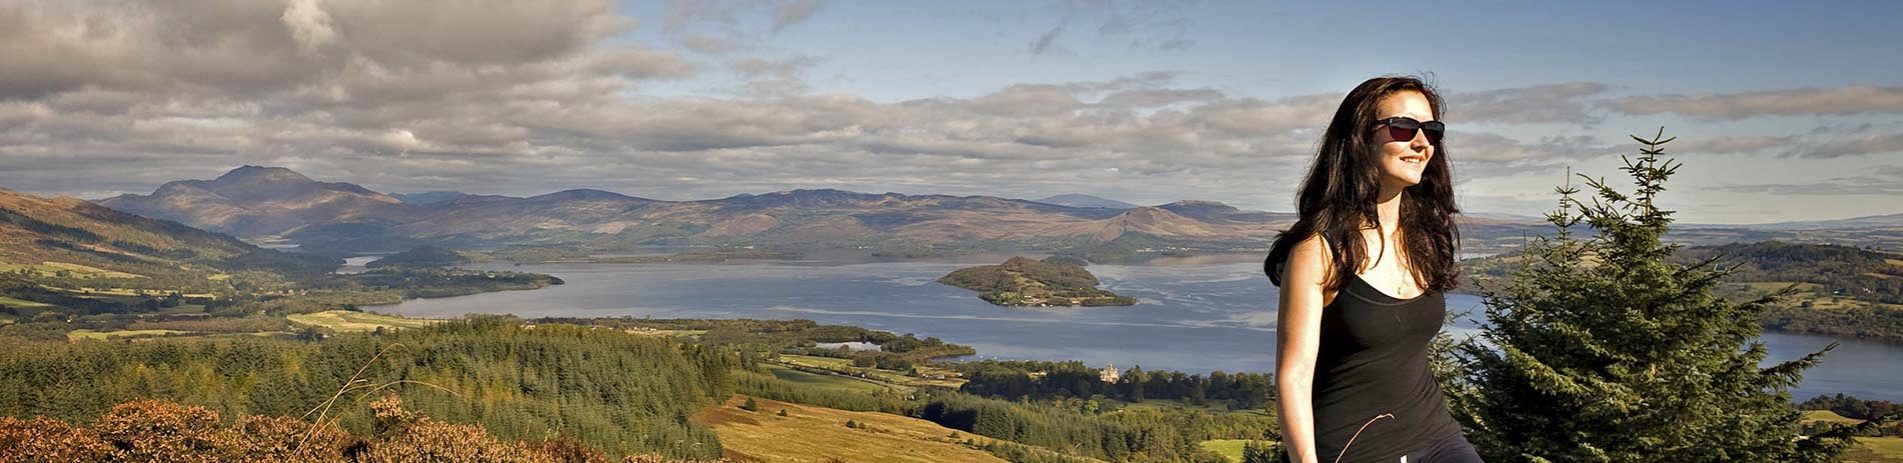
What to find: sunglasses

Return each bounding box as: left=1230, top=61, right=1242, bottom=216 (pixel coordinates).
left=1374, top=116, right=1444, bottom=144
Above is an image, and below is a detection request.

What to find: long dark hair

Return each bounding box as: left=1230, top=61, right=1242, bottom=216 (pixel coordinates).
left=1264, top=76, right=1460, bottom=294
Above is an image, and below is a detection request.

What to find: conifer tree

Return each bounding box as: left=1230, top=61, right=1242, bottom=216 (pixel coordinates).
left=1241, top=441, right=1276, bottom=463
left=1445, top=129, right=1870, bottom=462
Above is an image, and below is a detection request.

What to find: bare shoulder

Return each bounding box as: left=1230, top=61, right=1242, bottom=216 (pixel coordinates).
left=1282, top=233, right=1337, bottom=291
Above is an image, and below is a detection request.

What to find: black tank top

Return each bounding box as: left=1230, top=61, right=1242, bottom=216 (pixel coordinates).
left=1309, top=272, right=1462, bottom=462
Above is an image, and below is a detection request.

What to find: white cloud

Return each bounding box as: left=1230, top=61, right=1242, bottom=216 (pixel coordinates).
left=1451, top=82, right=1611, bottom=125
left=2, top=1, right=1898, bottom=224
left=1608, top=85, right=1903, bottom=120
left=1780, top=133, right=1903, bottom=159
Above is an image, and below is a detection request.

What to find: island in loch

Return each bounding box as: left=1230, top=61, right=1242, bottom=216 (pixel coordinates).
left=937, top=256, right=1138, bottom=307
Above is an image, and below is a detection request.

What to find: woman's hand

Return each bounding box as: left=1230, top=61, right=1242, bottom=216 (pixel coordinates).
left=1277, top=234, right=1333, bottom=463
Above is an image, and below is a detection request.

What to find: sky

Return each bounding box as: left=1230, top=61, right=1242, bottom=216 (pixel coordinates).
left=2, top=0, right=1900, bottom=224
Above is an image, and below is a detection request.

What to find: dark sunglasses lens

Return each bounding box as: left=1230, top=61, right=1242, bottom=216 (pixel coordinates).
left=1384, top=118, right=1420, bottom=142
left=1423, top=120, right=1445, bottom=143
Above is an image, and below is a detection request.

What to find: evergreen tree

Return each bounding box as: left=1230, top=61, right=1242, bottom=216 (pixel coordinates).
left=1446, top=129, right=1870, bottom=462
left=741, top=396, right=759, bottom=412
left=1241, top=441, right=1276, bottom=463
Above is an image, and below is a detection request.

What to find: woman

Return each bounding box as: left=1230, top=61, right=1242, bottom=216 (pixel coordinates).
left=1263, top=76, right=1481, bottom=463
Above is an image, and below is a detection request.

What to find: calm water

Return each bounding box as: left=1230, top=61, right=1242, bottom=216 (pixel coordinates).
left=381, top=252, right=1903, bottom=401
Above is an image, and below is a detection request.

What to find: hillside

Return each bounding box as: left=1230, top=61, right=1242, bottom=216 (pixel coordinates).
left=366, top=245, right=477, bottom=268
left=1, top=186, right=336, bottom=282
left=0, top=186, right=560, bottom=342
left=938, top=256, right=1138, bottom=307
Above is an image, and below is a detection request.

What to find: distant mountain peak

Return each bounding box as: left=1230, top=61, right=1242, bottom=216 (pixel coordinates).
left=96, top=166, right=402, bottom=238
left=715, top=189, right=897, bottom=209
left=1159, top=200, right=1235, bottom=209
left=770, top=188, right=881, bottom=197
left=214, top=165, right=316, bottom=184
left=531, top=188, right=642, bottom=201
left=1033, top=194, right=1138, bottom=209
left=390, top=191, right=470, bottom=205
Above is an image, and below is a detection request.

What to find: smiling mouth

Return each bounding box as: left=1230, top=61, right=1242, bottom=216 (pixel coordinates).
left=1401, top=156, right=1426, bottom=165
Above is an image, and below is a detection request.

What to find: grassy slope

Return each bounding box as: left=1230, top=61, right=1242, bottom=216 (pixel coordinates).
left=1803, top=410, right=1902, bottom=463
left=694, top=394, right=1009, bottom=463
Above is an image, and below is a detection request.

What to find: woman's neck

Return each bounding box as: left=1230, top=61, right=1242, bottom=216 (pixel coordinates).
left=1375, top=186, right=1403, bottom=237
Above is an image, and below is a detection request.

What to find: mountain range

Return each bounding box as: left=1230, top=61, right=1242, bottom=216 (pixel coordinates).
left=96, top=166, right=1304, bottom=253
left=86, top=166, right=1903, bottom=255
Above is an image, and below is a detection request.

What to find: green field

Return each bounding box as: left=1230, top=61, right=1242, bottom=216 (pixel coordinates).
left=1742, top=281, right=1822, bottom=293
left=1119, top=398, right=1272, bottom=418
left=1199, top=439, right=1276, bottom=463
left=621, top=328, right=706, bottom=337
left=0, top=295, right=57, bottom=309
left=762, top=363, right=894, bottom=394
left=0, top=261, right=143, bottom=279
left=66, top=329, right=190, bottom=341
left=777, top=354, right=966, bottom=389
left=287, top=310, right=440, bottom=332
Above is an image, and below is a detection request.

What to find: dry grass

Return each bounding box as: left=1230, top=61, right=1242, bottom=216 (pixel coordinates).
left=1846, top=437, right=1903, bottom=463
left=1861, top=437, right=1903, bottom=459
left=287, top=310, right=439, bottom=332
left=693, top=395, right=1009, bottom=463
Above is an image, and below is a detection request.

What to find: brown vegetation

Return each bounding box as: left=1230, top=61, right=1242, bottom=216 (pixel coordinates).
left=0, top=396, right=737, bottom=463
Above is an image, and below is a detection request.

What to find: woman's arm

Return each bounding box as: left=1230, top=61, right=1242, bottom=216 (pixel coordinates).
left=1277, top=234, right=1334, bottom=463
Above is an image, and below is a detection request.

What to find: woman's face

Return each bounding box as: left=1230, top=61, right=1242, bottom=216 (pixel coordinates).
left=1371, top=90, right=1436, bottom=192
